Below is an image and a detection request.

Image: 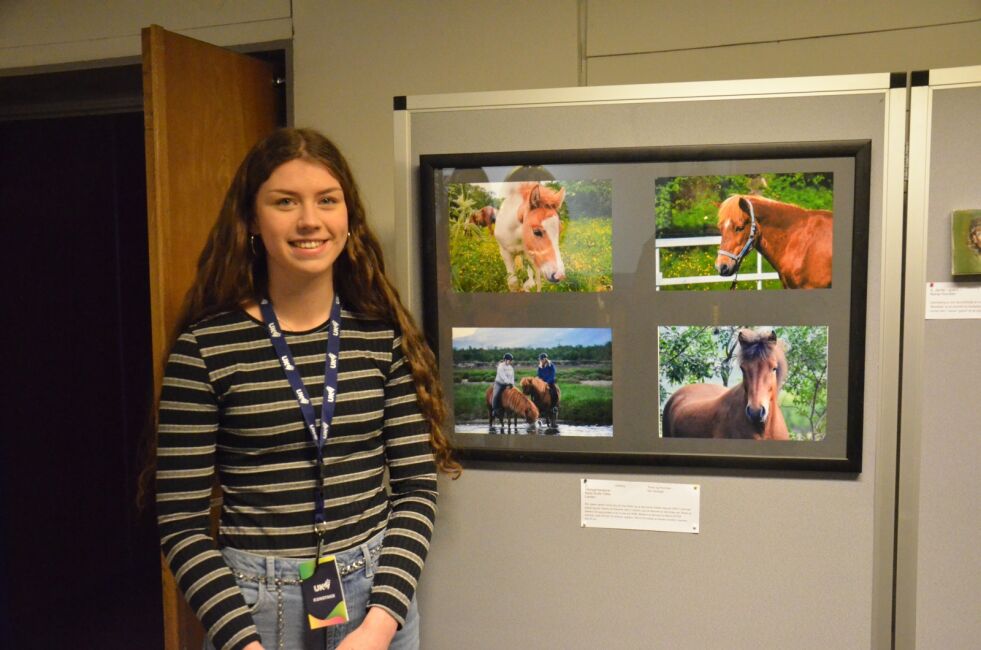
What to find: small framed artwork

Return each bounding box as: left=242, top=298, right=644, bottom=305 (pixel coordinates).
left=951, top=209, right=981, bottom=276
left=419, top=141, right=869, bottom=471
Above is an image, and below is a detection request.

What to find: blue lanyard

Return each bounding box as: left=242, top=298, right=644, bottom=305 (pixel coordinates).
left=259, top=295, right=342, bottom=539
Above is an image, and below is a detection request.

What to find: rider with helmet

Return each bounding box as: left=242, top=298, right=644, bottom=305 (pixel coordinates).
left=491, top=353, right=515, bottom=417
left=537, top=353, right=559, bottom=413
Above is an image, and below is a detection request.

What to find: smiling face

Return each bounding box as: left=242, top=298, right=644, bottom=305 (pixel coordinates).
left=252, top=158, right=349, bottom=290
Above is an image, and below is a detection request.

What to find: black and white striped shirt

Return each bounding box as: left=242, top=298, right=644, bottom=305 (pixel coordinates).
left=156, top=309, right=437, bottom=650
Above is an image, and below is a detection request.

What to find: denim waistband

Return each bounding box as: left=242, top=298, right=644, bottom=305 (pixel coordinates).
left=221, top=529, right=384, bottom=586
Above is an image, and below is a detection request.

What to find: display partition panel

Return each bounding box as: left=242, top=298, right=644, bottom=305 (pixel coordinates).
left=420, top=141, right=870, bottom=471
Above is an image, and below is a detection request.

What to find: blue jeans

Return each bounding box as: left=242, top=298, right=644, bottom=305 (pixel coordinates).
left=206, top=530, right=420, bottom=650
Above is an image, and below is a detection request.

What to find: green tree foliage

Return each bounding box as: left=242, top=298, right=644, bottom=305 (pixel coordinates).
left=655, top=173, right=833, bottom=236
left=447, top=183, right=497, bottom=240
left=453, top=342, right=612, bottom=365
left=780, top=326, right=829, bottom=438
left=764, top=173, right=833, bottom=211
left=562, top=179, right=613, bottom=219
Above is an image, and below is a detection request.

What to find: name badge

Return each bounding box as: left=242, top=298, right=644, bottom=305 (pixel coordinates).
left=299, top=556, right=349, bottom=628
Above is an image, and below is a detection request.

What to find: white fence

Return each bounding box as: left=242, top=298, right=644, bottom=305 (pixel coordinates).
left=655, top=235, right=779, bottom=290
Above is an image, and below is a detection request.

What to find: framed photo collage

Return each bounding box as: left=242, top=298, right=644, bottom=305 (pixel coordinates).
left=419, top=141, right=870, bottom=471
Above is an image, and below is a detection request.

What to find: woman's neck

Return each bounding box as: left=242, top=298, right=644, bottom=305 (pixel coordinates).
left=263, top=270, right=335, bottom=331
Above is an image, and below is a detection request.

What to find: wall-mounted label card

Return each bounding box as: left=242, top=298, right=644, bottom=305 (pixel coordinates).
left=925, top=282, right=981, bottom=319
left=581, top=479, right=699, bottom=533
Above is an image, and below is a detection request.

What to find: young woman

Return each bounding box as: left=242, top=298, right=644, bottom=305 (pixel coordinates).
left=154, top=128, right=458, bottom=650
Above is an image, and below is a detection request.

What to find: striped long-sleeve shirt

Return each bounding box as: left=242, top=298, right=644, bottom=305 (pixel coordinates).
left=156, top=309, right=437, bottom=650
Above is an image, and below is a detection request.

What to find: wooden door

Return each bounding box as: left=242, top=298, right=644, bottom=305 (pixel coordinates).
left=142, top=24, right=277, bottom=650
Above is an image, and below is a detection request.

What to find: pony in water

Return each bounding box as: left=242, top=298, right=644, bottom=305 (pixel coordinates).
left=715, top=195, right=832, bottom=289
left=520, top=376, right=561, bottom=428
left=494, top=182, right=566, bottom=291
left=485, top=385, right=539, bottom=433
left=662, top=329, right=790, bottom=440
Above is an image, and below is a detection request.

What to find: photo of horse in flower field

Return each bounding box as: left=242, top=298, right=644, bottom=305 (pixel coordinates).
left=452, top=327, right=613, bottom=436
left=448, top=180, right=613, bottom=293
left=658, top=325, right=829, bottom=441
left=655, top=173, right=833, bottom=291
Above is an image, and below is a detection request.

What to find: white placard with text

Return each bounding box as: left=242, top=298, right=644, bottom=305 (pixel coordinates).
left=925, top=282, right=981, bottom=319
left=580, top=479, right=700, bottom=533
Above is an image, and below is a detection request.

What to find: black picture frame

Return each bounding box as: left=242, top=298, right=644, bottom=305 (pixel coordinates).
left=419, top=141, right=870, bottom=472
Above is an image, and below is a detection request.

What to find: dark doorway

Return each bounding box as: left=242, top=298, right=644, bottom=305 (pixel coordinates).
left=0, top=111, right=162, bottom=649
left=0, top=47, right=287, bottom=647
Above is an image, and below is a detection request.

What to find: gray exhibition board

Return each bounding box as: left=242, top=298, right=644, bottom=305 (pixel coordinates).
left=895, top=69, right=981, bottom=650
left=397, top=75, right=906, bottom=650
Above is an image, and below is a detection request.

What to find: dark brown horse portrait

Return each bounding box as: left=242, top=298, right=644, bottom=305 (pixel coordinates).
left=715, top=195, right=832, bottom=289
left=485, top=385, right=539, bottom=433
left=662, top=329, right=790, bottom=440
left=469, top=205, right=496, bottom=228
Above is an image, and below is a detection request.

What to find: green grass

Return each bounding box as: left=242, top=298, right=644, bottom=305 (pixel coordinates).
left=659, top=245, right=782, bottom=291
left=450, top=217, right=612, bottom=292
left=453, top=382, right=612, bottom=425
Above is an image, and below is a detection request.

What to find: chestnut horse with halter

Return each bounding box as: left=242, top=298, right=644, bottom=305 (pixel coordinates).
left=485, top=385, right=539, bottom=433
left=661, top=329, right=790, bottom=440
left=715, top=195, right=832, bottom=289
left=495, top=182, right=566, bottom=291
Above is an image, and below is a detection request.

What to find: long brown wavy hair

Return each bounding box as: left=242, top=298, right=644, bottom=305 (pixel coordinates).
left=144, top=128, right=459, bottom=498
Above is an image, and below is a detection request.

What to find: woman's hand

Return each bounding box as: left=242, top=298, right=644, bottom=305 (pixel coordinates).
left=242, top=642, right=265, bottom=650
left=336, top=607, right=398, bottom=650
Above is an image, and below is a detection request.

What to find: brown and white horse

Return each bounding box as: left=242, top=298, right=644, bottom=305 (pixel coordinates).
left=520, top=376, right=561, bottom=428
left=495, top=182, right=566, bottom=291
left=661, top=329, right=790, bottom=440
left=469, top=205, right=496, bottom=228
left=715, top=195, right=832, bottom=289
left=485, top=385, right=539, bottom=433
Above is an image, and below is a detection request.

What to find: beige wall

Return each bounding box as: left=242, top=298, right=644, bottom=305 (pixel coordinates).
left=4, top=0, right=976, bottom=259
left=0, top=0, right=292, bottom=68
left=292, top=0, right=580, bottom=260
left=586, top=0, right=981, bottom=83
